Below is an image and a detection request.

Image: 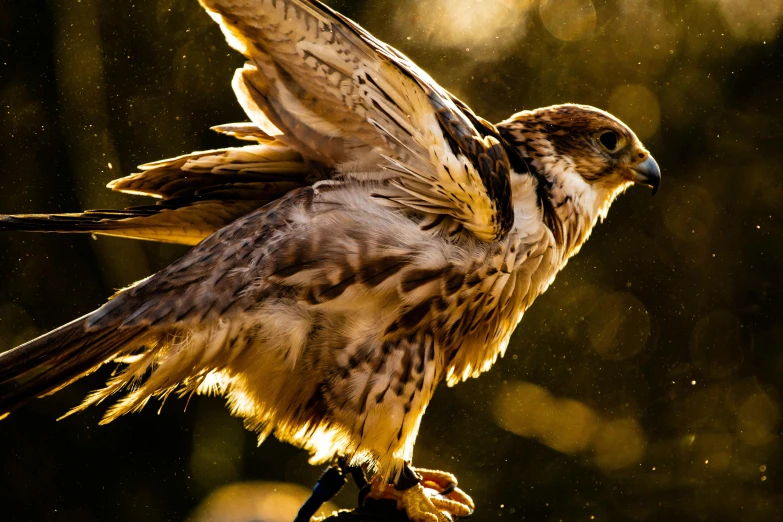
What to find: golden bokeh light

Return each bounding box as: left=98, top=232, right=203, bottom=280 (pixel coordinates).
left=541, top=398, right=600, bottom=454
left=539, top=0, right=596, bottom=41
left=494, top=381, right=646, bottom=470
left=605, top=6, right=679, bottom=75
left=710, top=0, right=783, bottom=42
left=587, top=292, right=650, bottom=361
left=608, top=84, right=661, bottom=141
left=188, top=481, right=338, bottom=522
left=396, top=0, right=535, bottom=55
left=592, top=419, right=647, bottom=472
left=493, top=380, right=556, bottom=439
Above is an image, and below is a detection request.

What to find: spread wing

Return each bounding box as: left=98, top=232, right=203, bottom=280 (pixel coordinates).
left=0, top=133, right=313, bottom=245
left=200, top=0, right=515, bottom=241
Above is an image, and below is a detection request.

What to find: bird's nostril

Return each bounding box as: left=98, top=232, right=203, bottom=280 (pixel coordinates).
left=637, top=152, right=646, bottom=160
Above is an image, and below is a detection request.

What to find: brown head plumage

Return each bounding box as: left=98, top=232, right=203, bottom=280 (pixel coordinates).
left=499, top=104, right=660, bottom=194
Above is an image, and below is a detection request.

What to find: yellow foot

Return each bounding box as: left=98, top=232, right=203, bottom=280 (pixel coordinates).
left=368, top=468, right=474, bottom=522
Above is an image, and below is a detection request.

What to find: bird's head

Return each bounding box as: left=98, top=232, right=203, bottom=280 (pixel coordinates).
left=496, top=103, right=660, bottom=254
left=497, top=103, right=660, bottom=214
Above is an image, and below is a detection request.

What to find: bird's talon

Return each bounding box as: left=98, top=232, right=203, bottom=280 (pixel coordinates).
left=398, top=484, right=452, bottom=522
left=439, top=481, right=457, bottom=496
left=366, top=467, right=473, bottom=521
left=414, top=468, right=474, bottom=513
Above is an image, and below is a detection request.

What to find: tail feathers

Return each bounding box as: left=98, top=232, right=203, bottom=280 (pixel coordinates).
left=0, top=314, right=146, bottom=418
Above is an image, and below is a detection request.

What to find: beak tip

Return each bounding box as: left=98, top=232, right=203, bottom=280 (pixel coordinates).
left=633, top=155, right=661, bottom=196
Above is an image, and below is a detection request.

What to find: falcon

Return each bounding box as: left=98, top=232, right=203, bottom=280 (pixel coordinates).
left=0, top=1, right=661, bottom=520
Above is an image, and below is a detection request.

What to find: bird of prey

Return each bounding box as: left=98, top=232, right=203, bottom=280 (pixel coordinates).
left=0, top=1, right=661, bottom=520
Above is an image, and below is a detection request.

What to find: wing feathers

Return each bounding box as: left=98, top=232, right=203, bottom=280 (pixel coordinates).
left=210, top=122, right=273, bottom=142
left=233, top=64, right=353, bottom=164
left=115, top=141, right=307, bottom=197
left=3, top=1, right=518, bottom=246
left=1, top=141, right=312, bottom=245
left=199, top=0, right=515, bottom=241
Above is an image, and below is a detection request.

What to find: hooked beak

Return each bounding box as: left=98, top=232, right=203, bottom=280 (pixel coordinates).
left=631, top=155, right=661, bottom=195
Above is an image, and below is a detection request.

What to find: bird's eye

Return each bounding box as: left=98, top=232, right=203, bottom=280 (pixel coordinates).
left=598, top=130, right=619, bottom=152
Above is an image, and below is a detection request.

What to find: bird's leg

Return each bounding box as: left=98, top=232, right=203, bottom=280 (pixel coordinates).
left=294, top=463, right=349, bottom=522
left=366, top=462, right=474, bottom=522
left=297, top=458, right=371, bottom=522
left=342, top=459, right=369, bottom=491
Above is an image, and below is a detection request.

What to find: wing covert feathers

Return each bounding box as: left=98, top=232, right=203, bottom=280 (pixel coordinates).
left=199, top=0, right=515, bottom=241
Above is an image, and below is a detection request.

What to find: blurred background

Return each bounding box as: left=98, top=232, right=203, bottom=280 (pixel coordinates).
left=1, top=0, right=782, bottom=520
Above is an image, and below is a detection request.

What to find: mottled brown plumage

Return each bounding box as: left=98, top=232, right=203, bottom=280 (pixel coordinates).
left=0, top=1, right=660, bottom=520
